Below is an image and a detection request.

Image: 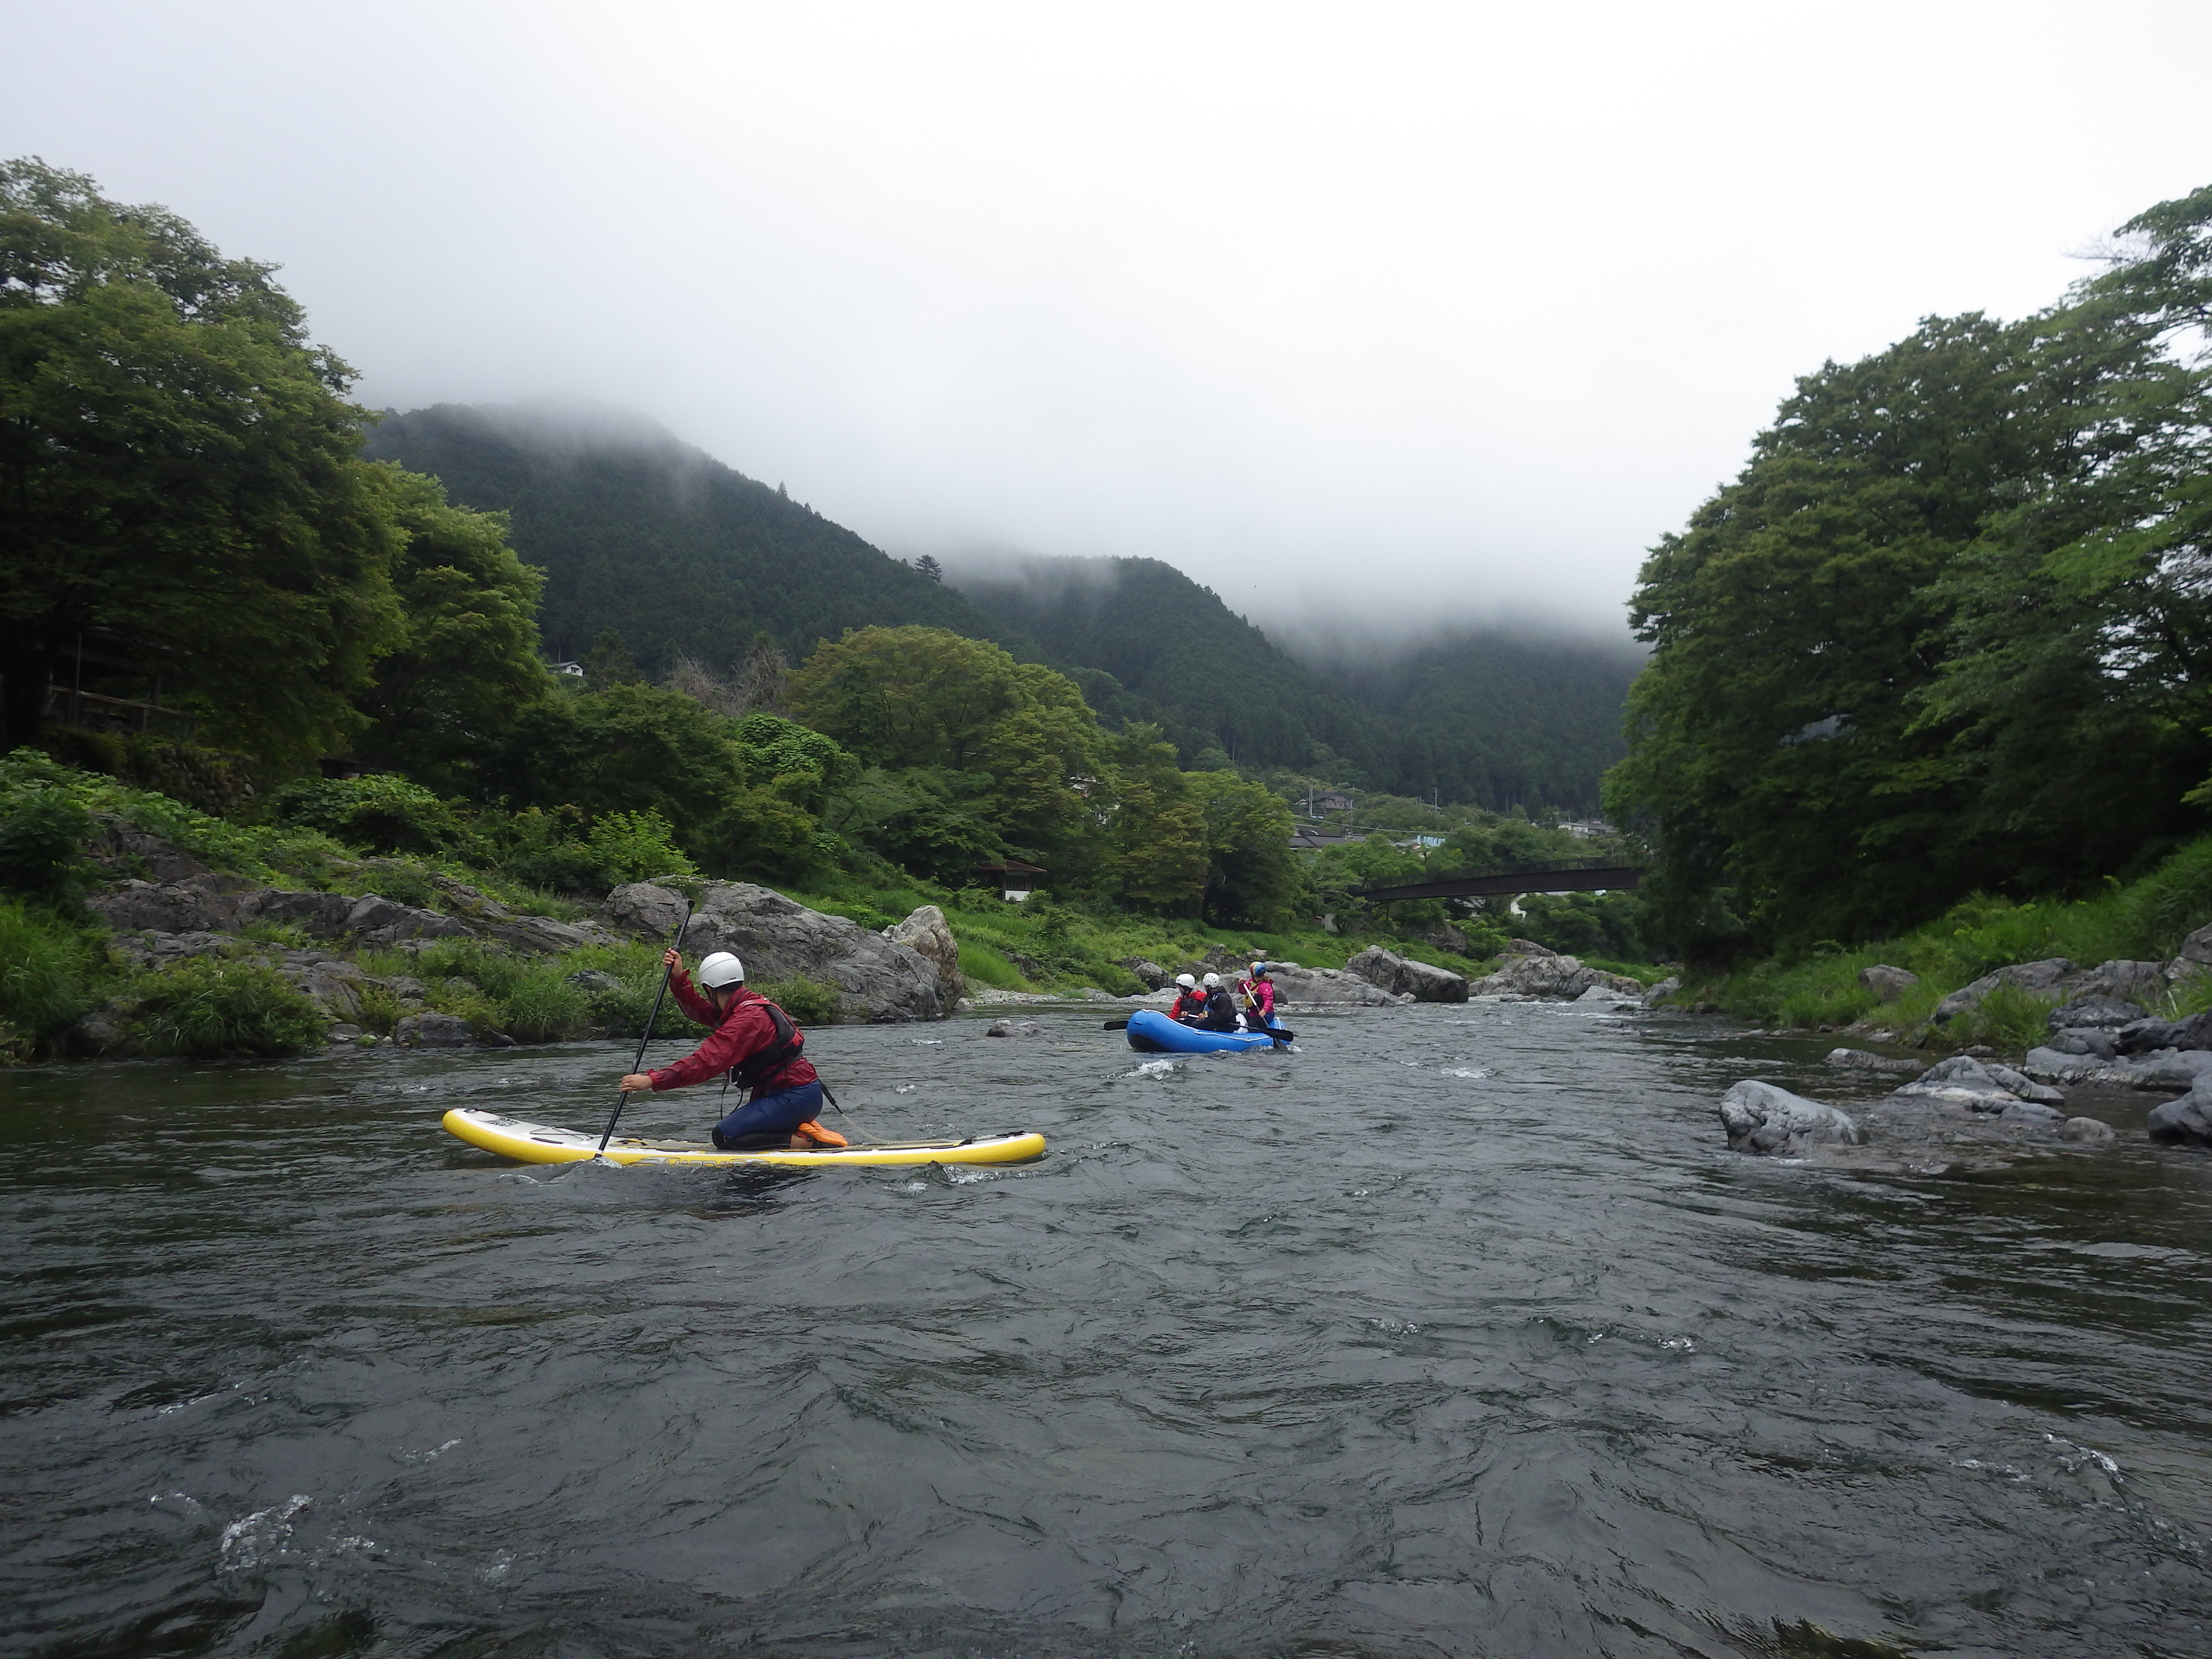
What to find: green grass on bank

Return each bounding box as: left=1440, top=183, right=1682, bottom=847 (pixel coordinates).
left=1683, top=836, right=2212, bottom=1038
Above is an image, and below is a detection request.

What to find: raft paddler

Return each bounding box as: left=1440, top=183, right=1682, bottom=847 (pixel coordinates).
left=617, top=950, right=845, bottom=1150
left=1201, top=972, right=1240, bottom=1032
left=1237, top=962, right=1278, bottom=1030
left=1168, top=973, right=1208, bottom=1024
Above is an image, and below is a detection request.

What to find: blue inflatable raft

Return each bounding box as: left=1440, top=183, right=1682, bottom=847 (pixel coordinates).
left=1125, top=1008, right=1289, bottom=1054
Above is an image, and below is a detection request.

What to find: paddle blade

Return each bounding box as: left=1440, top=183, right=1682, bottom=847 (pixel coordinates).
left=1102, top=1018, right=1130, bottom=1030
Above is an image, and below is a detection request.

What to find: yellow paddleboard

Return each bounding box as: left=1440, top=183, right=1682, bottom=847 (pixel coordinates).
left=442, top=1107, right=1046, bottom=1170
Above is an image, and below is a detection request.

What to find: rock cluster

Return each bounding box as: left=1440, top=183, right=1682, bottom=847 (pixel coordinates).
left=1467, top=939, right=1641, bottom=1001
left=1344, top=945, right=1468, bottom=1002
left=1260, top=962, right=1404, bottom=1006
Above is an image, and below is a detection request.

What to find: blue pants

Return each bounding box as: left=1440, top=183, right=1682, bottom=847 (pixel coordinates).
left=711, top=1081, right=825, bottom=1149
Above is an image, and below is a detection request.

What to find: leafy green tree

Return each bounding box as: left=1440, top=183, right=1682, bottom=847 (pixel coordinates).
left=1916, top=184, right=2212, bottom=867
left=1100, top=724, right=1206, bottom=913
left=1607, top=313, right=2086, bottom=953
left=352, top=465, right=552, bottom=786
left=790, top=625, right=1029, bottom=768
left=1194, top=771, right=1297, bottom=925
left=486, top=682, right=747, bottom=827
left=0, top=158, right=402, bottom=763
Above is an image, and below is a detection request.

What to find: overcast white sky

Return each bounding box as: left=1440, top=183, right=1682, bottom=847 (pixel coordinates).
left=8, top=1, right=2211, bottom=641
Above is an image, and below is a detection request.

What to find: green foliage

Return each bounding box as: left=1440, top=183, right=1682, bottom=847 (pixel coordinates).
left=0, top=897, right=104, bottom=1057
left=1100, top=726, right=1207, bottom=914
left=1194, top=771, right=1298, bottom=926
left=1944, top=981, right=2056, bottom=1054
left=126, top=958, right=327, bottom=1058
left=0, top=158, right=406, bottom=763
left=270, top=774, right=478, bottom=860
left=0, top=777, right=94, bottom=903
left=1509, top=891, right=1648, bottom=962
left=756, top=976, right=840, bottom=1026
left=580, top=811, right=698, bottom=887
left=351, top=464, right=553, bottom=786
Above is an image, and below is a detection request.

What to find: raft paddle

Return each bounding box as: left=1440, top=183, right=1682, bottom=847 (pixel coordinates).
left=594, top=896, right=694, bottom=1154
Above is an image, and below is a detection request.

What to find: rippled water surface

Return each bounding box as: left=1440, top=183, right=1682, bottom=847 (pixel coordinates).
left=4, top=1001, right=2211, bottom=1658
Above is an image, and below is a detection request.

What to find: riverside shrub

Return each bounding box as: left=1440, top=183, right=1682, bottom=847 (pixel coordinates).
left=0, top=898, right=104, bottom=1058
left=127, top=958, right=327, bottom=1058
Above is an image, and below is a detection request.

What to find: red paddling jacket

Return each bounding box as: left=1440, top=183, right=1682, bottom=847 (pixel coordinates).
left=647, top=973, right=819, bottom=1098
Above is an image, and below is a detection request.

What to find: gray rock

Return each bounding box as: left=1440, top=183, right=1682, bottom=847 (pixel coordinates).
left=2176, top=923, right=2212, bottom=966
left=2021, top=1046, right=2114, bottom=1085
left=338, top=893, right=472, bottom=949
left=2115, top=1017, right=2178, bottom=1055
left=70, top=999, right=139, bottom=1057
left=2163, top=1010, right=2212, bottom=1051
left=2146, top=1088, right=2212, bottom=1147
left=246, top=889, right=360, bottom=935
left=984, top=1018, right=1045, bottom=1037
left=2048, top=1027, right=2119, bottom=1059
left=2068, top=959, right=2169, bottom=1004
left=2000, top=1099, right=2067, bottom=1125
left=1893, top=1054, right=2021, bottom=1106
left=1407, top=922, right=1469, bottom=955
left=1718, top=1080, right=1862, bottom=1155
left=2048, top=995, right=2146, bottom=1033
left=1116, top=956, right=1171, bottom=990
left=1982, top=1062, right=2065, bottom=1106
left=602, top=881, right=692, bottom=942
left=86, top=879, right=248, bottom=936
left=2108, top=1049, right=2212, bottom=1091
left=2060, top=1116, right=2117, bottom=1143
left=479, top=913, right=594, bottom=954
left=325, top=1022, right=364, bottom=1042
left=1346, top=945, right=1469, bottom=1003
left=393, top=1011, right=475, bottom=1047
left=1932, top=959, right=2076, bottom=1022
left=567, top=969, right=624, bottom=994
left=1468, top=951, right=1637, bottom=1001
left=107, top=928, right=234, bottom=969
left=1266, top=962, right=1401, bottom=1007
left=607, top=881, right=947, bottom=1022
left=1641, top=974, right=1683, bottom=1007
left=1859, top=963, right=1920, bottom=1000
left=890, top=905, right=964, bottom=1003
left=1826, top=1047, right=1925, bottom=1077
left=287, top=960, right=368, bottom=1020
left=1503, top=938, right=1557, bottom=957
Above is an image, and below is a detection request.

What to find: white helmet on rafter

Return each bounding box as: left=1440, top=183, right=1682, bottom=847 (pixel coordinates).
left=1175, top=973, right=1196, bottom=988
left=697, top=951, right=745, bottom=988
left=1202, top=972, right=1222, bottom=987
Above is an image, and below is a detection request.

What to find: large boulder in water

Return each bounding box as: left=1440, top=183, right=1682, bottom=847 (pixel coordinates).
left=1891, top=1054, right=2064, bottom=1109
left=1264, top=962, right=1403, bottom=1006
left=888, top=904, right=962, bottom=1005
left=1718, top=1081, right=1861, bottom=1155
left=2147, top=1085, right=2212, bottom=1147
left=1468, top=951, right=1639, bottom=1001
left=603, top=881, right=947, bottom=1022
left=1345, top=945, right=1467, bottom=1002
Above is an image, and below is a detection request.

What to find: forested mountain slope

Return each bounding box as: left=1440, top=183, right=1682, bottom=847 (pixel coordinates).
left=363, top=403, right=1015, bottom=668
left=949, top=553, right=1637, bottom=812
left=1316, top=630, right=1644, bottom=812
left=941, top=553, right=1389, bottom=778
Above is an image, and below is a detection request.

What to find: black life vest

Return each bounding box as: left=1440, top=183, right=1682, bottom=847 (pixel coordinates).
left=729, top=996, right=805, bottom=1088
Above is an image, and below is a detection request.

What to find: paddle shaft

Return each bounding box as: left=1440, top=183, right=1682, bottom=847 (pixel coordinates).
left=596, top=898, right=694, bottom=1153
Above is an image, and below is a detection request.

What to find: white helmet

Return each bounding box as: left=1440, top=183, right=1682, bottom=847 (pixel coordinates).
left=697, top=951, right=745, bottom=988
left=1202, top=972, right=1221, bottom=987
left=1175, top=973, right=1196, bottom=989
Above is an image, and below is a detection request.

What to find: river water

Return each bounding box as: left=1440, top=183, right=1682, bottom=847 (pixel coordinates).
left=3, top=1000, right=2209, bottom=1658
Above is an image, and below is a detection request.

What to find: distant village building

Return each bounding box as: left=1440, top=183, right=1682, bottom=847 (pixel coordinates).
left=974, top=858, right=1047, bottom=902
left=1308, top=790, right=1355, bottom=814
left=1558, top=818, right=1613, bottom=839
left=1289, top=829, right=1366, bottom=851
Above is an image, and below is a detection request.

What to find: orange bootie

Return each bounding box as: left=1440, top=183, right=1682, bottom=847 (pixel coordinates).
left=791, top=1119, right=848, bottom=1148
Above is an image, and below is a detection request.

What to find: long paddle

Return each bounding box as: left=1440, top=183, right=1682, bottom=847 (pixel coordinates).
left=595, top=896, right=694, bottom=1154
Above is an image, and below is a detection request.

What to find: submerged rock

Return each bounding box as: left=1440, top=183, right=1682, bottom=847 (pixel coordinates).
left=2147, top=1089, right=2212, bottom=1147
left=984, top=1018, right=1045, bottom=1038
left=1718, top=1080, right=1862, bottom=1155
left=1345, top=945, right=1468, bottom=1003
left=1891, top=1054, right=2065, bottom=1109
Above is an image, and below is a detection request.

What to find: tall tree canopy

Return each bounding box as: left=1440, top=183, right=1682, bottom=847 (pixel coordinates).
left=0, top=158, right=401, bottom=762
left=1610, top=180, right=2212, bottom=959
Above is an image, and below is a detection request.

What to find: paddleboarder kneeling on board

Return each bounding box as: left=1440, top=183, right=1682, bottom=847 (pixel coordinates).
left=617, top=950, right=846, bottom=1150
